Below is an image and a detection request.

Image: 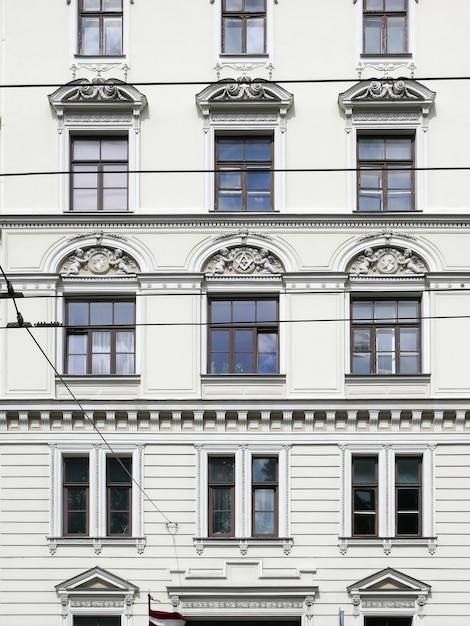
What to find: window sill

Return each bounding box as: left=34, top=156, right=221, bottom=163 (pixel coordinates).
left=346, top=374, right=430, bottom=382
left=194, top=536, right=293, bottom=556
left=56, top=374, right=141, bottom=400
left=47, top=535, right=146, bottom=555
left=339, top=536, right=437, bottom=555
left=345, top=374, right=430, bottom=399
left=360, top=53, right=412, bottom=59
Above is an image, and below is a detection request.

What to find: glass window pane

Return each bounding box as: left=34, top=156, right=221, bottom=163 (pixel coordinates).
left=400, top=354, right=419, bottom=374
left=256, top=300, right=277, bottom=321
left=377, top=354, right=394, bottom=373
left=233, top=300, right=256, bottom=322
left=397, top=513, right=419, bottom=535
left=255, top=488, right=275, bottom=509
left=374, top=301, right=396, bottom=321
left=92, top=353, right=111, bottom=374
left=83, top=0, right=101, bottom=9
left=90, top=302, right=113, bottom=325
left=385, top=138, right=412, bottom=160
left=223, top=18, right=243, bottom=53
left=247, top=169, right=270, bottom=189
left=398, top=300, right=419, bottom=321
left=68, top=355, right=87, bottom=374
left=353, top=329, right=371, bottom=351
left=360, top=170, right=382, bottom=189
left=397, top=489, right=419, bottom=511
left=352, top=353, right=371, bottom=374
left=104, top=17, right=122, bottom=55
left=116, top=353, right=134, bottom=374
left=245, top=137, right=271, bottom=160
left=358, top=191, right=382, bottom=211
left=354, top=514, right=375, bottom=535
left=211, top=301, right=232, bottom=323
left=68, top=302, right=89, bottom=325
left=354, top=489, right=375, bottom=510
left=359, top=138, right=384, bottom=160
left=114, top=302, right=135, bottom=325
left=234, top=352, right=253, bottom=373
left=386, top=0, right=405, bottom=9
left=210, top=457, right=234, bottom=482
left=64, top=457, right=89, bottom=482
left=388, top=170, right=411, bottom=189
left=254, top=511, right=275, bottom=534
left=352, top=301, right=373, bottom=321
left=258, top=332, right=276, bottom=354
left=253, top=457, right=277, bottom=481
left=116, top=331, right=134, bottom=353
left=387, top=16, right=405, bottom=53
left=247, top=192, right=271, bottom=211
left=234, top=329, right=254, bottom=351
left=73, top=165, right=99, bottom=189
left=92, top=331, right=111, bottom=353
left=353, top=458, right=376, bottom=482
left=246, top=18, right=265, bottom=54
left=258, top=352, right=276, bottom=373
left=397, top=457, right=420, bottom=482
left=364, top=17, right=382, bottom=54
left=108, top=457, right=131, bottom=482
left=218, top=192, right=243, bottom=210
left=365, top=0, right=384, bottom=9
left=103, top=164, right=128, bottom=188
left=246, top=0, right=265, bottom=10
left=225, top=0, right=243, bottom=10
left=81, top=18, right=100, bottom=55
left=103, top=188, right=128, bottom=211
left=103, top=0, right=123, bottom=10
left=218, top=138, right=244, bottom=160
left=400, top=327, right=418, bottom=351
left=73, top=140, right=101, bottom=160
left=101, top=139, right=128, bottom=160
left=387, top=190, right=412, bottom=211
left=219, top=171, right=241, bottom=188
left=212, top=511, right=232, bottom=534
left=68, top=334, right=87, bottom=354
left=211, top=330, right=230, bottom=354
left=377, top=328, right=394, bottom=351
left=73, top=189, right=98, bottom=211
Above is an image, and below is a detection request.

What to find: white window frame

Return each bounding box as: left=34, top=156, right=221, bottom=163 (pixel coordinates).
left=49, top=79, right=147, bottom=214
left=213, top=0, right=276, bottom=71
left=339, top=78, right=435, bottom=214
left=339, top=443, right=436, bottom=554
left=194, top=443, right=292, bottom=554
left=48, top=443, right=145, bottom=554
left=67, top=0, right=132, bottom=71
left=354, top=0, right=418, bottom=74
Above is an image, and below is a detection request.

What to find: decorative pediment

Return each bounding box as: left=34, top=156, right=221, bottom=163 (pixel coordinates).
left=348, top=246, right=428, bottom=277
left=56, top=566, right=137, bottom=595
left=204, top=246, right=284, bottom=276
left=348, top=568, right=431, bottom=595
left=339, top=78, right=435, bottom=112
left=59, top=246, right=140, bottom=276
left=196, top=77, right=293, bottom=115
left=49, top=77, right=147, bottom=113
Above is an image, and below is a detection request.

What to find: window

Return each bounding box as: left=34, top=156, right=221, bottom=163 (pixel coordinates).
left=222, top=0, right=266, bottom=55
left=340, top=445, right=435, bottom=553
left=252, top=456, right=278, bottom=536
left=357, top=135, right=414, bottom=212
left=363, top=0, right=407, bottom=55
left=209, top=298, right=278, bottom=374
left=78, top=0, right=123, bottom=56
left=63, top=456, right=89, bottom=536
left=71, top=137, right=128, bottom=212
left=107, top=456, right=132, bottom=536
left=365, top=619, right=411, bottom=626
left=74, top=618, right=121, bottom=626
left=50, top=446, right=144, bottom=552
left=196, top=445, right=291, bottom=553
left=66, top=299, right=135, bottom=375
left=216, top=136, right=273, bottom=211
left=352, top=456, right=378, bottom=536
left=209, top=456, right=235, bottom=536
left=351, top=298, right=421, bottom=375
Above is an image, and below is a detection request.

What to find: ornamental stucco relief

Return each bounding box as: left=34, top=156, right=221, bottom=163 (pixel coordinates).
left=60, top=247, right=139, bottom=276
left=349, top=247, right=427, bottom=276
left=205, top=246, right=283, bottom=276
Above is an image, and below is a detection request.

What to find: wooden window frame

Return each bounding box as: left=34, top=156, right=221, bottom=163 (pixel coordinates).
left=208, top=297, right=279, bottom=374
left=63, top=456, right=89, bottom=536
left=351, top=298, right=421, bottom=375
left=208, top=456, right=235, bottom=537
left=78, top=0, right=124, bottom=56
left=395, top=455, right=422, bottom=537
left=357, top=135, right=415, bottom=212
left=252, top=456, right=278, bottom=537
left=363, top=0, right=408, bottom=55
left=352, top=455, right=378, bottom=537
left=71, top=136, right=129, bottom=212
left=215, top=135, right=274, bottom=211
left=221, top=0, right=267, bottom=55
left=106, top=456, right=132, bottom=536
left=65, top=299, right=136, bottom=376
left=364, top=618, right=412, bottom=626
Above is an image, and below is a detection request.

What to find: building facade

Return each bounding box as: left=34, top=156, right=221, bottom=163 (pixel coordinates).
left=1, top=1, right=470, bottom=625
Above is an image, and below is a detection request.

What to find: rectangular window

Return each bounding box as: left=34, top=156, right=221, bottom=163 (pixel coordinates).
left=107, top=456, right=132, bottom=536
left=396, top=455, right=421, bottom=536
left=208, top=456, right=235, bottom=536
left=66, top=299, right=136, bottom=375
left=71, top=137, right=128, bottom=212
left=209, top=298, right=278, bottom=374
left=252, top=456, right=278, bottom=536
left=351, top=298, right=421, bottom=375
left=74, top=618, right=121, bottom=626
left=216, top=135, right=273, bottom=211
left=365, top=618, right=412, bottom=626
left=63, top=456, right=89, bottom=536
left=357, top=135, right=414, bottom=211
left=79, top=0, right=123, bottom=56
left=363, top=0, right=408, bottom=55
left=222, top=0, right=266, bottom=55
left=352, top=456, right=378, bottom=536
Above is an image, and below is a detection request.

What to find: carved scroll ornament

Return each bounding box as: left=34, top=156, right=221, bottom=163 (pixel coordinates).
left=60, top=247, right=139, bottom=276
left=213, top=77, right=277, bottom=102
left=205, top=246, right=283, bottom=276
left=349, top=247, right=427, bottom=277
left=356, top=79, right=419, bottom=101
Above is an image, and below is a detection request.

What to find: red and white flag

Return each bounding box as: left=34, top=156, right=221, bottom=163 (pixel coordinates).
left=149, top=609, right=186, bottom=626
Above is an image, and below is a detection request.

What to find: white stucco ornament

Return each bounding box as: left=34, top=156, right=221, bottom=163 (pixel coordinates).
left=349, top=246, right=427, bottom=276
left=60, top=246, right=139, bottom=276
left=205, top=246, right=283, bottom=276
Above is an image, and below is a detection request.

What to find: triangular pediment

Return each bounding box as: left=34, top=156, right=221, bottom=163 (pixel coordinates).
left=49, top=78, right=147, bottom=113
left=196, top=77, right=293, bottom=114
left=339, top=78, right=435, bottom=112
left=348, top=568, right=431, bottom=595
left=55, top=566, right=137, bottom=594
